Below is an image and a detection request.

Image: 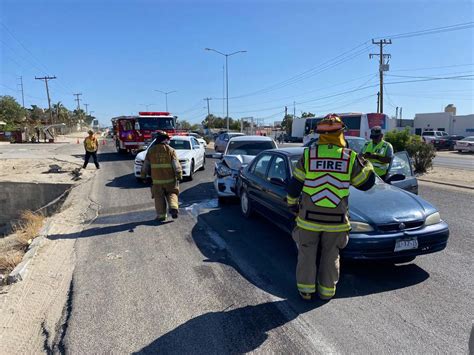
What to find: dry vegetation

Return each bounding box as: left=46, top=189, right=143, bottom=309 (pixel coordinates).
left=0, top=211, right=44, bottom=279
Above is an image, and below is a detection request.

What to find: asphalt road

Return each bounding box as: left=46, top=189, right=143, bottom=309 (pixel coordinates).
left=432, top=153, right=474, bottom=170
left=58, top=142, right=473, bottom=353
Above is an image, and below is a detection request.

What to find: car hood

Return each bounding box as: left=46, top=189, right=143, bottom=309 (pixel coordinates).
left=176, top=150, right=194, bottom=160
left=349, top=181, right=437, bottom=224
left=222, top=154, right=256, bottom=170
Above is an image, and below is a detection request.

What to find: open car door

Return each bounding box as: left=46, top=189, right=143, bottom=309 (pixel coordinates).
left=388, top=151, right=418, bottom=194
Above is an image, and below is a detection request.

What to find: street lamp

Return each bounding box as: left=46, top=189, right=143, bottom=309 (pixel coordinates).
left=139, top=103, right=155, bottom=111
left=205, top=48, right=247, bottom=130
left=154, top=90, right=177, bottom=112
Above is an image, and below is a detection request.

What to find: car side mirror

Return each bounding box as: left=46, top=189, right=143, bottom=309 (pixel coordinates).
left=212, top=153, right=223, bottom=159
left=386, top=173, right=406, bottom=184
left=270, top=177, right=287, bottom=186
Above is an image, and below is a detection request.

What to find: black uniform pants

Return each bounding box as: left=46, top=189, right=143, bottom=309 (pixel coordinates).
left=84, top=150, right=99, bottom=168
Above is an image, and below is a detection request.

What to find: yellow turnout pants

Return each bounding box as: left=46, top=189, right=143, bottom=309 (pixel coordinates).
left=151, top=182, right=179, bottom=219
left=292, top=226, right=349, bottom=299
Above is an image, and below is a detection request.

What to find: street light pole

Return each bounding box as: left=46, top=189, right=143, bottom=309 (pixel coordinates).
left=205, top=48, right=247, bottom=130
left=154, top=90, right=177, bottom=112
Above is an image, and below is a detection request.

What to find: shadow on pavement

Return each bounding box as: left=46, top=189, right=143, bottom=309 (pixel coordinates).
left=191, top=208, right=430, bottom=301
left=105, top=173, right=149, bottom=189
left=179, top=181, right=216, bottom=206
left=48, top=216, right=172, bottom=240
left=134, top=300, right=320, bottom=354
left=72, top=152, right=134, bottom=163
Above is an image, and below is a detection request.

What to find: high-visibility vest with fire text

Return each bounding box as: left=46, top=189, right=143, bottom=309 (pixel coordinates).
left=302, top=145, right=356, bottom=208
left=362, top=140, right=390, bottom=176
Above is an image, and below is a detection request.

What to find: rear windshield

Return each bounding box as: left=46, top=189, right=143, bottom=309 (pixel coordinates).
left=169, top=140, right=191, bottom=150
left=226, top=140, right=276, bottom=156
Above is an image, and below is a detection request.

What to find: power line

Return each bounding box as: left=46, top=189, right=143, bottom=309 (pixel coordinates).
left=375, top=21, right=474, bottom=40
left=391, top=63, right=474, bottom=72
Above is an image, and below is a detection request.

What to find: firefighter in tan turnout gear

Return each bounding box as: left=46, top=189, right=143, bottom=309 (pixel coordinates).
left=287, top=114, right=376, bottom=301
left=141, top=131, right=182, bottom=222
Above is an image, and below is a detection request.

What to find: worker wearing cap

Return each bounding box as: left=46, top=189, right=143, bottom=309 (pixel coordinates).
left=141, top=131, right=182, bottom=222
left=83, top=130, right=100, bottom=169
left=362, top=126, right=394, bottom=181
left=286, top=114, right=375, bottom=301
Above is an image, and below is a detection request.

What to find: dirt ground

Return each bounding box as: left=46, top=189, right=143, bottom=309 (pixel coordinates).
left=419, top=166, right=474, bottom=188
left=0, top=158, right=93, bottom=184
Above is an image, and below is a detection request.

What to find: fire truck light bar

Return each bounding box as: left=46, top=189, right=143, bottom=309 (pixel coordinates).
left=139, top=112, right=170, bottom=116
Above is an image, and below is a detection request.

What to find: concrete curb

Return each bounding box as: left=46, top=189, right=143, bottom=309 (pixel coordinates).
left=6, top=220, right=52, bottom=284
left=418, top=178, right=474, bottom=190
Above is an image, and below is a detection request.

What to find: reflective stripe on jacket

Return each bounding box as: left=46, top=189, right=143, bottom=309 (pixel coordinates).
left=145, top=143, right=182, bottom=185
left=362, top=140, right=390, bottom=176
left=287, top=144, right=375, bottom=232
left=302, top=145, right=355, bottom=209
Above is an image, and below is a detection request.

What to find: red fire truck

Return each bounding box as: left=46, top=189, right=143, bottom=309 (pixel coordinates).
left=112, top=112, right=180, bottom=154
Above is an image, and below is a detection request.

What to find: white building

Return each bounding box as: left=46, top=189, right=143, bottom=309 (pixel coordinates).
left=414, top=105, right=474, bottom=136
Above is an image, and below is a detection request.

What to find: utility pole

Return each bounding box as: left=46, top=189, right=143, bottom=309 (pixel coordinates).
left=377, top=92, right=380, bottom=113
left=19, top=76, right=25, bottom=109
left=293, top=101, right=296, bottom=118
left=84, top=103, right=89, bottom=116
left=285, top=106, right=288, bottom=116
left=370, top=39, right=391, bottom=113
left=204, top=97, right=212, bottom=117
left=35, top=75, right=56, bottom=124
left=73, top=93, right=82, bottom=111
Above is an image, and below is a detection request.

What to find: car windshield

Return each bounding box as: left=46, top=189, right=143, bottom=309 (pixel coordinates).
left=137, top=117, right=174, bottom=130
left=169, top=140, right=191, bottom=150
left=226, top=140, right=275, bottom=156
left=461, top=136, right=474, bottom=141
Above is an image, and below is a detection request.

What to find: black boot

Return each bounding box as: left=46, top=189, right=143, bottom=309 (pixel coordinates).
left=170, top=209, right=178, bottom=219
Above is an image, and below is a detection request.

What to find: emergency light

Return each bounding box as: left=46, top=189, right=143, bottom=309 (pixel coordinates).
left=138, top=112, right=170, bottom=116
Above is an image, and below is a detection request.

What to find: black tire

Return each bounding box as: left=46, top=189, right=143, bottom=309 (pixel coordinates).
left=458, top=150, right=462, bottom=153
left=136, top=177, right=144, bottom=183
left=188, top=160, right=195, bottom=181
left=240, top=188, right=253, bottom=218
left=116, top=141, right=126, bottom=154
left=199, top=155, right=206, bottom=171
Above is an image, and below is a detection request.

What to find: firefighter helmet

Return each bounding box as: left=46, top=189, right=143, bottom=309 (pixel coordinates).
left=154, top=130, right=170, bottom=143
left=316, top=114, right=345, bottom=134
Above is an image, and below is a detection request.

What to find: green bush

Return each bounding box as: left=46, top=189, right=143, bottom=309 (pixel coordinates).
left=406, top=137, right=436, bottom=174
left=384, top=128, right=436, bottom=174
left=384, top=128, right=411, bottom=153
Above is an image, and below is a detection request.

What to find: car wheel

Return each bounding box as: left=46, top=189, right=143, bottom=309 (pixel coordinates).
left=240, top=189, right=253, bottom=218
left=136, top=177, right=143, bottom=183
left=116, top=142, right=126, bottom=154
left=188, top=160, right=195, bottom=181
left=458, top=149, right=462, bottom=153
left=199, top=155, right=206, bottom=171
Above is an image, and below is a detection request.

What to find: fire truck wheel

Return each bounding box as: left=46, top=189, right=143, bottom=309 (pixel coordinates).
left=116, top=141, right=127, bottom=154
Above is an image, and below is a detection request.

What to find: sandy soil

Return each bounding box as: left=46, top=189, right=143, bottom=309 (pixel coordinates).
left=419, top=166, right=474, bottom=188
left=0, top=158, right=94, bottom=184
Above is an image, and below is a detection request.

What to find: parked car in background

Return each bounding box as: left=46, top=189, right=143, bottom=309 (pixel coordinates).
left=214, top=132, right=244, bottom=152
left=214, top=135, right=277, bottom=199
left=188, top=132, right=207, bottom=148
left=238, top=147, right=448, bottom=262
left=454, top=136, right=474, bottom=152
left=134, top=135, right=205, bottom=182
left=422, top=130, right=448, bottom=144
left=433, top=135, right=464, bottom=150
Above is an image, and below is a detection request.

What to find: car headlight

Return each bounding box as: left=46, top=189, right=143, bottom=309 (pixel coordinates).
left=179, top=159, right=189, bottom=164
left=350, top=221, right=374, bottom=233
left=216, top=164, right=232, bottom=177
left=135, top=159, right=143, bottom=165
left=425, top=212, right=441, bottom=226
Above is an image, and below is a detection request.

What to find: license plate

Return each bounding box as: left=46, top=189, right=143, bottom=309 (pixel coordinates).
left=394, top=238, right=418, bottom=252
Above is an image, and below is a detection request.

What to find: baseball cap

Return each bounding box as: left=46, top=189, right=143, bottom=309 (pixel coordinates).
left=370, top=126, right=383, bottom=138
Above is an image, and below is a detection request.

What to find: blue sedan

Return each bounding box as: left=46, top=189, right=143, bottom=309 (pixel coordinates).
left=238, top=147, right=449, bottom=262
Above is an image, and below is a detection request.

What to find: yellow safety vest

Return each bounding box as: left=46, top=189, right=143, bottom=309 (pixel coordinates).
left=302, top=145, right=356, bottom=208
left=147, top=144, right=181, bottom=185
left=362, top=141, right=390, bottom=176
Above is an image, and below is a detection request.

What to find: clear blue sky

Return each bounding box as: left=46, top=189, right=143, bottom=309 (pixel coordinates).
left=1, top=0, right=473, bottom=126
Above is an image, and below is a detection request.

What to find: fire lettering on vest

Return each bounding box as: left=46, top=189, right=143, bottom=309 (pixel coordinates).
left=310, top=159, right=348, bottom=173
